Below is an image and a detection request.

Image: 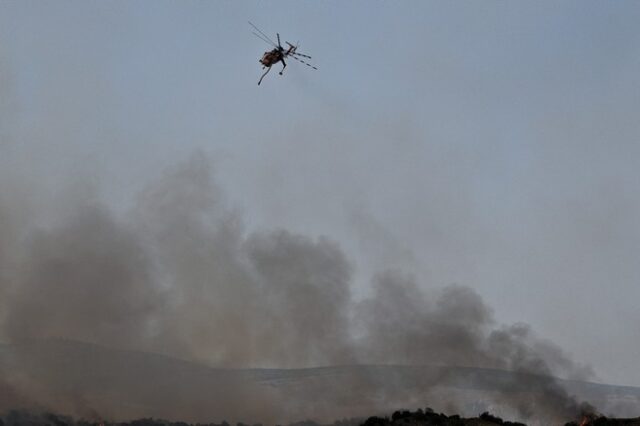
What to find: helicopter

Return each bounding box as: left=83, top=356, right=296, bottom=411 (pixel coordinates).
left=250, top=22, right=317, bottom=85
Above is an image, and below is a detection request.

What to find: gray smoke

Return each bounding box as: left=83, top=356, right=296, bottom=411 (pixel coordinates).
left=356, top=271, right=594, bottom=421
left=0, top=154, right=594, bottom=423
left=3, top=204, right=160, bottom=348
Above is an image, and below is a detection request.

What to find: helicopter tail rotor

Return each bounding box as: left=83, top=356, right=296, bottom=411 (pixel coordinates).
left=285, top=41, right=298, bottom=56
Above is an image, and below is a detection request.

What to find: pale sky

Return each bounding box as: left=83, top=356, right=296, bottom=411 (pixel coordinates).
left=1, top=1, right=639, bottom=385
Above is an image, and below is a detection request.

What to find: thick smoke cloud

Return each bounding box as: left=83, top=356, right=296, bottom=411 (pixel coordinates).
left=0, top=155, right=593, bottom=423
left=245, top=230, right=354, bottom=367
left=3, top=205, right=160, bottom=348
left=356, top=272, right=594, bottom=421
left=127, top=155, right=354, bottom=367
left=356, top=272, right=495, bottom=367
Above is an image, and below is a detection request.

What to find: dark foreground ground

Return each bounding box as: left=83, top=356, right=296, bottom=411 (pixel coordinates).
left=362, top=409, right=640, bottom=426
left=2, top=408, right=640, bottom=426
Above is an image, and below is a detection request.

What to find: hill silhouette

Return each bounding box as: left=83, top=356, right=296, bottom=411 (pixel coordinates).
left=1, top=340, right=639, bottom=424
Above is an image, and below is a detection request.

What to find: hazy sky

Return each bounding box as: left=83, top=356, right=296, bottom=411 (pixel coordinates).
left=1, top=1, right=639, bottom=386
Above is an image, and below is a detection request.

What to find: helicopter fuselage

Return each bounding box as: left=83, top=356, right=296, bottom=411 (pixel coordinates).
left=259, top=45, right=296, bottom=68
left=259, top=48, right=284, bottom=67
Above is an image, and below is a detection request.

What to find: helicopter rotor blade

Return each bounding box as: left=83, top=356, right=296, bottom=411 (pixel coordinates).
left=277, top=33, right=282, bottom=48
left=248, top=21, right=278, bottom=47
left=290, top=55, right=317, bottom=70
left=292, top=52, right=312, bottom=59
left=251, top=31, right=277, bottom=47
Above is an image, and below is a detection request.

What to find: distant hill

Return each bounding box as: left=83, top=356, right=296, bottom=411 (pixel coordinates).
left=0, top=340, right=639, bottom=424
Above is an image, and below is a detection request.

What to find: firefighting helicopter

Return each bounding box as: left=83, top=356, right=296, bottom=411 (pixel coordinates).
left=250, top=22, right=317, bottom=85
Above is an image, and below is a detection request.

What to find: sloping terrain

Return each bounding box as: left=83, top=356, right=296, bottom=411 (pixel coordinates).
left=0, top=340, right=639, bottom=424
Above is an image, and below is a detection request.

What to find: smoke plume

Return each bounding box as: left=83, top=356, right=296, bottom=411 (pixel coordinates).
left=0, top=154, right=594, bottom=423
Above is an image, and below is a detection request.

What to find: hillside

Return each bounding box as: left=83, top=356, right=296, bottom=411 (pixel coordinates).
left=1, top=340, right=639, bottom=424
